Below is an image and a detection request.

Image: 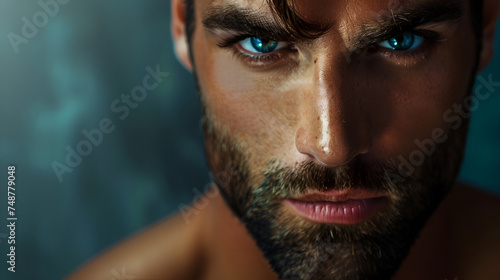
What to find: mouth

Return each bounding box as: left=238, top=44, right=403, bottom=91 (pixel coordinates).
left=284, top=189, right=388, bottom=225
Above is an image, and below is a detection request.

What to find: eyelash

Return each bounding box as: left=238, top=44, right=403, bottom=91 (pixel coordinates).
left=231, top=50, right=285, bottom=67
left=218, top=35, right=297, bottom=68
left=373, top=30, right=443, bottom=61
left=218, top=30, right=443, bottom=68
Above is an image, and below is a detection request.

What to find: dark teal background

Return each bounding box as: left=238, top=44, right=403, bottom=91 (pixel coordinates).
left=0, top=1, right=498, bottom=279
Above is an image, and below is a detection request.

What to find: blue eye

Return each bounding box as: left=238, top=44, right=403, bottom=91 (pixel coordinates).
left=239, top=37, right=284, bottom=54
left=379, top=33, right=424, bottom=51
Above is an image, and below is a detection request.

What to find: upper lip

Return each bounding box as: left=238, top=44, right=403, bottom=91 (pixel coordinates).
left=288, top=189, right=385, bottom=202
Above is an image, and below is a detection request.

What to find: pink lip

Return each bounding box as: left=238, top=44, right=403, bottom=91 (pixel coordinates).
left=284, top=189, right=387, bottom=224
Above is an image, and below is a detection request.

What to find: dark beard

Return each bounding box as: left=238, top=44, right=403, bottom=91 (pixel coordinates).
left=201, top=100, right=467, bottom=279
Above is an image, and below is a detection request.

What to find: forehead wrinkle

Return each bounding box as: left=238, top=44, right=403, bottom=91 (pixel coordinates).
left=336, top=3, right=362, bottom=50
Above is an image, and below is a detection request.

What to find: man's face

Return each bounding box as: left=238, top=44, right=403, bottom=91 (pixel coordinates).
left=187, top=0, right=478, bottom=278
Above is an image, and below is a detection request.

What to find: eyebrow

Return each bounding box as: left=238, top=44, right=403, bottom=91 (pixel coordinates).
left=349, top=1, right=464, bottom=51
left=202, top=1, right=464, bottom=49
left=202, top=4, right=314, bottom=42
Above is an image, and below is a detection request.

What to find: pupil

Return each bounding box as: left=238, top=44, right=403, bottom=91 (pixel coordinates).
left=251, top=37, right=278, bottom=53
left=389, top=33, right=414, bottom=50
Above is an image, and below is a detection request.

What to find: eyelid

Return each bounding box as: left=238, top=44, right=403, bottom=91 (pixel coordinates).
left=217, top=34, right=251, bottom=48
left=215, top=30, right=297, bottom=47
left=215, top=35, right=299, bottom=70
left=373, top=31, right=442, bottom=63
left=353, top=26, right=444, bottom=53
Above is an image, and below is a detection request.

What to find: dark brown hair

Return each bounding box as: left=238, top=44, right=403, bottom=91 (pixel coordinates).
left=262, top=0, right=327, bottom=39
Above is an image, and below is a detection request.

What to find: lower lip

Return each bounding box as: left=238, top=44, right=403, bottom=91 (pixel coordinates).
left=285, top=197, right=387, bottom=225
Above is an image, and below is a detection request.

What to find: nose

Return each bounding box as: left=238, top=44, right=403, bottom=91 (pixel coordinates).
left=295, top=56, right=372, bottom=167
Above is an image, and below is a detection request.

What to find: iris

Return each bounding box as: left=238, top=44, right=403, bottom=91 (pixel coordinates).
left=379, top=33, right=424, bottom=51
left=250, top=37, right=279, bottom=53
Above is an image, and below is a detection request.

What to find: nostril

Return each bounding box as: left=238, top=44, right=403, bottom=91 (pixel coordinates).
left=310, top=152, right=332, bottom=166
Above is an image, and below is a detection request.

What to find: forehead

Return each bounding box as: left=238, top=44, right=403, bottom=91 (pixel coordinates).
left=198, top=0, right=468, bottom=25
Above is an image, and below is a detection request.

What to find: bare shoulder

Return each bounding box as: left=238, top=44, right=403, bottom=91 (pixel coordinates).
left=395, top=183, right=500, bottom=280
left=66, top=207, right=206, bottom=280
left=440, top=183, right=500, bottom=278
left=445, top=183, right=500, bottom=228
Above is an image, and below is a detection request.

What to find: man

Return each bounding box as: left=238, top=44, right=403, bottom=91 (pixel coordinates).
left=68, top=0, right=500, bottom=279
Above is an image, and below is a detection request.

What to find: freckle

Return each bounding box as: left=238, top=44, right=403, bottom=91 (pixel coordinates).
left=314, top=58, right=318, bottom=64
left=317, top=116, right=320, bottom=121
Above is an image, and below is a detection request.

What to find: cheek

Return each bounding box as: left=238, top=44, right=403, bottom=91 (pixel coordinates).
left=195, top=39, right=300, bottom=163
left=373, top=33, right=476, bottom=158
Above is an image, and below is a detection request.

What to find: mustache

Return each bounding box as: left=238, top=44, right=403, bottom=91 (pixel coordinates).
left=260, top=158, right=400, bottom=199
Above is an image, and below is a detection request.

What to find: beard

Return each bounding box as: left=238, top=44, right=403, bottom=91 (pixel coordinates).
left=200, top=104, right=467, bottom=280
left=199, top=98, right=468, bottom=280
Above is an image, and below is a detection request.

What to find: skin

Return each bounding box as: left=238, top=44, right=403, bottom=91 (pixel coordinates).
left=68, top=0, right=500, bottom=279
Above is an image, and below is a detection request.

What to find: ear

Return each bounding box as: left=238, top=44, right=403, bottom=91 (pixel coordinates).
left=172, top=0, right=193, bottom=72
left=477, top=0, right=500, bottom=72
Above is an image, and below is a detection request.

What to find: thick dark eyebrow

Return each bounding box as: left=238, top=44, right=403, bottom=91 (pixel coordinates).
left=202, top=4, right=306, bottom=42
left=349, top=1, right=464, bottom=51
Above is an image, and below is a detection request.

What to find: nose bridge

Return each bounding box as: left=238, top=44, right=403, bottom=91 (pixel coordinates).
left=315, top=68, right=342, bottom=155
left=295, top=53, right=372, bottom=167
